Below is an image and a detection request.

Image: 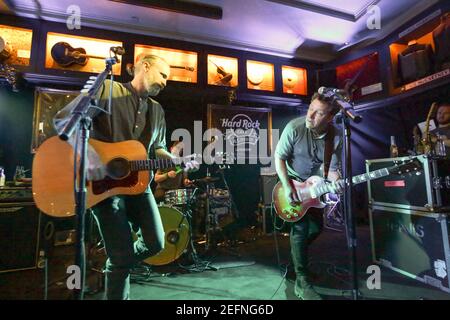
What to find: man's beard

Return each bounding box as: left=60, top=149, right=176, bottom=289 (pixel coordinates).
left=148, top=85, right=161, bottom=97
left=144, top=77, right=161, bottom=97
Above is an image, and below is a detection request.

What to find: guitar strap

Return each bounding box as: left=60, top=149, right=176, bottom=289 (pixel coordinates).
left=323, top=125, right=335, bottom=180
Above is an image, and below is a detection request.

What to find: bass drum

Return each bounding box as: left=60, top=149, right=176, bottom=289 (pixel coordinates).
left=143, top=206, right=190, bottom=266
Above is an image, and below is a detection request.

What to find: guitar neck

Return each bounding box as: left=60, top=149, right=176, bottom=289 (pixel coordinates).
left=312, top=167, right=391, bottom=196
left=129, top=158, right=180, bottom=172
left=351, top=167, right=390, bottom=185
left=66, top=50, right=106, bottom=60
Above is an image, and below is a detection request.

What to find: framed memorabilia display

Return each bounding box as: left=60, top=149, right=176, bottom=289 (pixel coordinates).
left=281, top=65, right=307, bottom=95
left=246, top=60, right=274, bottom=92
left=134, top=44, right=197, bottom=83
left=31, top=87, right=79, bottom=153
left=207, top=54, right=238, bottom=87
left=0, top=24, right=33, bottom=66
left=45, top=32, right=122, bottom=75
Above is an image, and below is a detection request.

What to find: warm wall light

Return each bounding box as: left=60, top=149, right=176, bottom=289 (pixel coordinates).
left=282, top=65, right=307, bottom=95
left=207, top=54, right=238, bottom=87
left=0, top=24, right=33, bottom=66
left=247, top=60, right=274, bottom=91
left=45, top=32, right=122, bottom=75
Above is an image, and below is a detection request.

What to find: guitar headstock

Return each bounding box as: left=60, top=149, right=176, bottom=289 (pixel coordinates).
left=389, top=158, right=422, bottom=176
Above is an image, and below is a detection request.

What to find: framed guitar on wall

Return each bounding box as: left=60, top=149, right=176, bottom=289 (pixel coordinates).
left=45, top=32, right=122, bottom=75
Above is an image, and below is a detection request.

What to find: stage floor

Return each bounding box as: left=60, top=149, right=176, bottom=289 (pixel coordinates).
left=1, top=224, right=449, bottom=300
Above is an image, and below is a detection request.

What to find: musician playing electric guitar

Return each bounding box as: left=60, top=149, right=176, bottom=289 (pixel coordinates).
left=52, top=54, right=199, bottom=300
left=274, top=90, right=343, bottom=300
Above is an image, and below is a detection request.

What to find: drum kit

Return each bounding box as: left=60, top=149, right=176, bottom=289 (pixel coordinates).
left=141, top=176, right=234, bottom=267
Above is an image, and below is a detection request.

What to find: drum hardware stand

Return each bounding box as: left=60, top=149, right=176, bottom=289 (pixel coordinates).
left=185, top=189, right=201, bottom=264
left=203, top=166, right=241, bottom=259
left=180, top=188, right=217, bottom=271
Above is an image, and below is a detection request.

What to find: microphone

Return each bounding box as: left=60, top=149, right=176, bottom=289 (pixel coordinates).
left=318, top=86, right=347, bottom=100
left=317, top=86, right=362, bottom=123
left=110, top=46, right=125, bottom=55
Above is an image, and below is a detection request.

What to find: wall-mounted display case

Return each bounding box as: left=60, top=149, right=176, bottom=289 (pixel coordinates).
left=246, top=60, right=274, bottom=92
left=31, top=87, right=79, bottom=153
left=45, top=32, right=122, bottom=75
left=336, top=52, right=382, bottom=100
left=0, top=24, right=33, bottom=66
left=135, top=44, right=197, bottom=83
left=281, top=66, right=307, bottom=95
left=388, top=11, right=450, bottom=93
left=207, top=54, right=238, bottom=87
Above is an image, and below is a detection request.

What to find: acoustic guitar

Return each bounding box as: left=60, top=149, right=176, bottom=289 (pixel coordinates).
left=32, top=136, right=197, bottom=217
left=272, top=159, right=422, bottom=223
left=51, top=42, right=105, bottom=67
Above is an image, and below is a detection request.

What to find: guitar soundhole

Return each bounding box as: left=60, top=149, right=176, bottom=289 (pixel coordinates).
left=106, top=158, right=130, bottom=179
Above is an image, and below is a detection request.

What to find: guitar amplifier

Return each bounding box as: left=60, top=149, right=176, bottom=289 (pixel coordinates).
left=366, top=155, right=450, bottom=212
left=369, top=204, right=450, bottom=293
left=0, top=186, right=33, bottom=203
left=0, top=202, right=40, bottom=273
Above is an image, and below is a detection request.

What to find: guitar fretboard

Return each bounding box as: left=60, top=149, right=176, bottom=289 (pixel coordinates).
left=352, top=168, right=390, bottom=185
left=130, top=159, right=179, bottom=171
left=313, top=168, right=391, bottom=196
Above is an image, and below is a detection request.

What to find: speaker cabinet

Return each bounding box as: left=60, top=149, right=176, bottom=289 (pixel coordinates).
left=0, top=201, right=78, bottom=273
left=0, top=202, right=40, bottom=273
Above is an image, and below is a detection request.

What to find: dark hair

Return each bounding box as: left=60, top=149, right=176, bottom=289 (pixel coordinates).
left=311, top=92, right=340, bottom=115
left=438, top=102, right=450, bottom=108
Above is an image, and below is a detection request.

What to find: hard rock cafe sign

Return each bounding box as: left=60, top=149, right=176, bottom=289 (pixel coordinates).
left=221, top=114, right=260, bottom=146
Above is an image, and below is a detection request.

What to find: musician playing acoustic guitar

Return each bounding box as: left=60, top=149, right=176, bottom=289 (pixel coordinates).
left=275, top=91, right=343, bottom=300
left=53, top=54, right=199, bottom=300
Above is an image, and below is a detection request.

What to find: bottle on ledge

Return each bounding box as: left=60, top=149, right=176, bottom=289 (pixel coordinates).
left=390, top=136, right=399, bottom=158
left=0, top=167, right=5, bottom=187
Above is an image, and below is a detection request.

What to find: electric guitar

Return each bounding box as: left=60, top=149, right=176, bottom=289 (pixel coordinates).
left=32, top=136, right=199, bottom=217
left=272, top=159, right=422, bottom=223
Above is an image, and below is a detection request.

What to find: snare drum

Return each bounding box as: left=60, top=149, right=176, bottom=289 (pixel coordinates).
left=165, top=188, right=194, bottom=206
left=142, top=206, right=190, bottom=266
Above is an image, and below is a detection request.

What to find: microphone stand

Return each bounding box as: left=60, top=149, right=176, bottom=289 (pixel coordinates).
left=333, top=96, right=362, bottom=301
left=58, top=56, right=119, bottom=300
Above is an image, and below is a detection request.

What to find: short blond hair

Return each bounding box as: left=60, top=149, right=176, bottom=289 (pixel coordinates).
left=135, top=54, right=167, bottom=70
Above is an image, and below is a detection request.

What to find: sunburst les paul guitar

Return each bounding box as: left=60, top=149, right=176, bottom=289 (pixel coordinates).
left=272, top=159, right=422, bottom=223
left=32, top=136, right=198, bottom=218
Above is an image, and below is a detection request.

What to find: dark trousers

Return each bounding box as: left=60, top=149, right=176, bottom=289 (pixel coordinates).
left=92, top=192, right=165, bottom=300
left=290, top=208, right=323, bottom=277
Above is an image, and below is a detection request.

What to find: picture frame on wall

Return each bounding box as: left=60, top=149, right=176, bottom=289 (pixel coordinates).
left=207, top=104, right=272, bottom=165
left=31, top=87, right=79, bottom=153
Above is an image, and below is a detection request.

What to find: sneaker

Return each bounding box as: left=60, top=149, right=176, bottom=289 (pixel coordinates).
left=294, top=276, right=322, bottom=300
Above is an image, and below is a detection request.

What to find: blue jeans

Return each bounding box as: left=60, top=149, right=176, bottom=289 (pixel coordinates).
left=290, top=208, right=323, bottom=277
left=92, top=192, right=165, bottom=300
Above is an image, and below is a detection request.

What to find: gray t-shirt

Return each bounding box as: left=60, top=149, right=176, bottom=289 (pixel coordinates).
left=275, top=116, right=342, bottom=181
